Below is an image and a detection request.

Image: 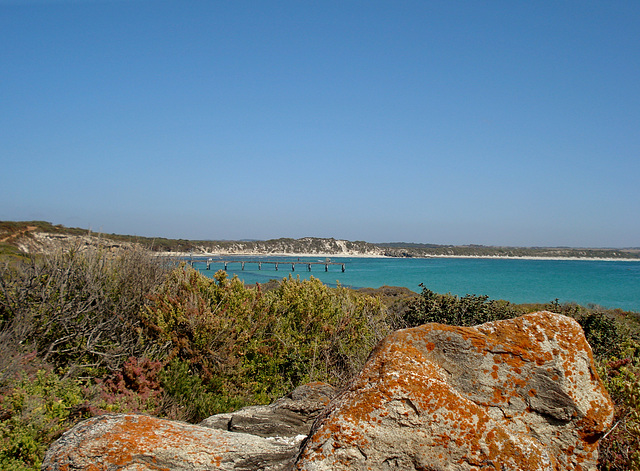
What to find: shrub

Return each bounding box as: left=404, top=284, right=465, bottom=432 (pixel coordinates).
left=597, top=340, right=640, bottom=470
left=577, top=312, right=623, bottom=359
left=0, top=369, right=90, bottom=470
left=0, top=245, right=169, bottom=377
left=158, top=358, right=246, bottom=423
left=142, top=267, right=263, bottom=398
left=401, top=284, right=519, bottom=328
left=244, top=276, right=390, bottom=399
left=95, top=356, right=163, bottom=415
left=143, top=269, right=392, bottom=405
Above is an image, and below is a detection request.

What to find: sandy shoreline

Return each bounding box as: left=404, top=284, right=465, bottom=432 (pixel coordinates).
left=157, top=251, right=640, bottom=262
left=158, top=251, right=387, bottom=259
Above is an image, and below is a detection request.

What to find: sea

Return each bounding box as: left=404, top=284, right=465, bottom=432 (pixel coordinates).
left=189, top=255, right=640, bottom=313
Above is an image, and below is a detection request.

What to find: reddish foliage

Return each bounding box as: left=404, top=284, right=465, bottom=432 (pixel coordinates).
left=606, top=358, right=631, bottom=376
left=97, top=357, right=164, bottom=413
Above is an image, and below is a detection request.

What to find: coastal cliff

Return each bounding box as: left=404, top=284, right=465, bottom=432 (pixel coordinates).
left=185, top=237, right=385, bottom=257
left=2, top=221, right=639, bottom=260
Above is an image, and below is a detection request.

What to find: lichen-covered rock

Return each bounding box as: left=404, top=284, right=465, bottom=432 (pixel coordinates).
left=41, top=414, right=300, bottom=471
left=41, top=313, right=614, bottom=471
left=41, top=382, right=336, bottom=471
left=295, top=311, right=614, bottom=471
left=201, top=382, right=336, bottom=438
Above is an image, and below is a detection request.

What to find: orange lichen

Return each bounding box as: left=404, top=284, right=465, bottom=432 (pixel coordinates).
left=296, top=312, right=613, bottom=470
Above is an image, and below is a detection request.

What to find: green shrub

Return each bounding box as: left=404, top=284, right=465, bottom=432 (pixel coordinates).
left=244, top=276, right=390, bottom=399
left=401, top=284, right=519, bottom=328
left=0, top=369, right=90, bottom=470
left=158, top=359, right=246, bottom=422
left=142, top=267, right=263, bottom=397
left=143, top=269, right=392, bottom=405
left=577, top=312, right=623, bottom=359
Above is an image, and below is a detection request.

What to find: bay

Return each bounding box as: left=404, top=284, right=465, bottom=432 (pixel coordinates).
left=190, top=256, right=640, bottom=312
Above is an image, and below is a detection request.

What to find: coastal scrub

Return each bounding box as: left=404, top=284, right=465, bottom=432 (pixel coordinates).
left=1, top=246, right=639, bottom=469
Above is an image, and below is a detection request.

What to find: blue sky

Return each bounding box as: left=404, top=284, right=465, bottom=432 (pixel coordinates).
left=2, top=1, right=639, bottom=247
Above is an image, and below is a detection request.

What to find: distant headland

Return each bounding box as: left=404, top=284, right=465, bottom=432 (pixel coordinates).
left=1, top=220, right=639, bottom=261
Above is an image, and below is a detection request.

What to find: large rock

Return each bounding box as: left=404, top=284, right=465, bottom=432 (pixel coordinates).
left=201, top=382, right=336, bottom=438
left=42, top=382, right=336, bottom=471
left=42, top=312, right=614, bottom=471
left=41, top=413, right=300, bottom=471
left=295, top=311, right=614, bottom=470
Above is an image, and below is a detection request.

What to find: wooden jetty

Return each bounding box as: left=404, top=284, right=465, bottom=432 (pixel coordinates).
left=188, top=258, right=345, bottom=272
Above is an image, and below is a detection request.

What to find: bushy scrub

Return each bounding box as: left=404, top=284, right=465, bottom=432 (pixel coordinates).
left=597, top=340, right=640, bottom=470
left=244, top=276, right=389, bottom=399
left=577, top=312, right=623, bottom=359
left=400, top=283, right=521, bottom=328
left=3, top=247, right=638, bottom=470
left=0, top=369, right=90, bottom=470
left=142, top=268, right=264, bottom=401
left=0, top=247, right=169, bottom=469
left=0, top=246, right=168, bottom=377
left=159, top=358, right=246, bottom=423
left=143, top=268, right=391, bottom=406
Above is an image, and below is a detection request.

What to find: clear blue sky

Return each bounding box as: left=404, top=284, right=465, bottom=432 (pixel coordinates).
left=2, top=1, right=639, bottom=247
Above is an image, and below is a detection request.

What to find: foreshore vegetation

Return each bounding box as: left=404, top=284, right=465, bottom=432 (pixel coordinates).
left=0, top=240, right=639, bottom=469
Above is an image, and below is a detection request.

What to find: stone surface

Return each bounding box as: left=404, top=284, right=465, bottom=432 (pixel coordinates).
left=201, top=382, right=337, bottom=438
left=42, top=383, right=336, bottom=471
left=295, top=311, right=614, bottom=471
left=41, top=414, right=300, bottom=471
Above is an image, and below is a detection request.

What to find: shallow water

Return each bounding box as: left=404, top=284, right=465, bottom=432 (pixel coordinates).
left=189, top=256, right=640, bottom=312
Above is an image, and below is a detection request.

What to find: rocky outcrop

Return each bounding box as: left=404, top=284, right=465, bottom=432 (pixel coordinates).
left=42, top=312, right=614, bottom=470
left=296, top=311, right=614, bottom=470
left=42, top=382, right=336, bottom=471
left=201, top=382, right=337, bottom=438
left=41, top=413, right=298, bottom=471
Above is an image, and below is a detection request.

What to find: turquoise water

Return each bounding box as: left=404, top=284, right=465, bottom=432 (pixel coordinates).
left=190, top=256, right=640, bottom=312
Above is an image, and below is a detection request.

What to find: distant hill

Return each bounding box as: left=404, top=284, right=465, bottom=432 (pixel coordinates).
left=1, top=221, right=639, bottom=260
left=378, top=242, right=640, bottom=259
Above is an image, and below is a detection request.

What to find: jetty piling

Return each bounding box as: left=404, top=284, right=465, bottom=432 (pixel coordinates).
left=187, top=258, right=346, bottom=273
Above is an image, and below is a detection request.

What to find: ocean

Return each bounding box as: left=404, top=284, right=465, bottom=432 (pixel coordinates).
left=190, top=256, right=640, bottom=312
